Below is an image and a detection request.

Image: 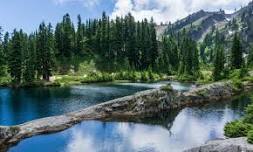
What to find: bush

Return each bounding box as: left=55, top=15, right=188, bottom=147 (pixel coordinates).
left=239, top=68, right=249, bottom=78
left=161, top=84, right=173, bottom=92
left=244, top=104, right=253, bottom=124
left=242, top=76, right=253, bottom=83
left=177, top=74, right=197, bottom=82
left=141, top=71, right=150, bottom=82
left=229, top=69, right=248, bottom=80
left=231, top=78, right=243, bottom=90
left=224, top=120, right=252, bottom=138
left=247, top=130, right=253, bottom=144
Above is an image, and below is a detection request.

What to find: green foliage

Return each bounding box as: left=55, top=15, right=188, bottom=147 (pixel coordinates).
left=231, top=33, right=244, bottom=69
left=224, top=95, right=253, bottom=144
left=247, top=130, right=253, bottom=144
left=231, top=78, right=243, bottom=90
left=248, top=44, right=253, bottom=67
left=242, top=76, right=253, bottom=83
left=36, top=22, right=55, bottom=81
left=178, top=29, right=200, bottom=77
left=177, top=74, right=197, bottom=82
left=197, top=70, right=213, bottom=83
left=224, top=120, right=252, bottom=138
left=213, top=41, right=225, bottom=81
left=8, top=30, right=23, bottom=84
left=0, top=12, right=205, bottom=86
left=161, top=84, right=173, bottom=92
left=244, top=104, right=253, bottom=124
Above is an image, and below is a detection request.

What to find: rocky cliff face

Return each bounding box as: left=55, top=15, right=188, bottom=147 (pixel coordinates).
left=165, top=10, right=229, bottom=41
left=184, top=138, right=253, bottom=152
left=0, top=81, right=252, bottom=151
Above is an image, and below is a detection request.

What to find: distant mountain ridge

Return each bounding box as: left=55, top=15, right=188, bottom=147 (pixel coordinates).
left=161, top=1, right=253, bottom=47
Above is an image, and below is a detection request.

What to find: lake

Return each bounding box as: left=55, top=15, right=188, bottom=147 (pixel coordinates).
left=0, top=81, right=192, bottom=126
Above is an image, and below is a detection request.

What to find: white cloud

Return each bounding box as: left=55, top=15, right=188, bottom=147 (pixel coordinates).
left=53, top=0, right=252, bottom=23
left=110, top=0, right=252, bottom=23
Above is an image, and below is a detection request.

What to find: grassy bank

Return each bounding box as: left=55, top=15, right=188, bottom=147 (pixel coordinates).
left=0, top=71, right=171, bottom=88
left=55, top=71, right=169, bottom=86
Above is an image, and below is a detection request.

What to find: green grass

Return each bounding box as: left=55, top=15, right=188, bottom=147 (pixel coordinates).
left=54, top=71, right=167, bottom=86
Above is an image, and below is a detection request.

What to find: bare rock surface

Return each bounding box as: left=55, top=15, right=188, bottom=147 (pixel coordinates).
left=184, top=138, right=253, bottom=152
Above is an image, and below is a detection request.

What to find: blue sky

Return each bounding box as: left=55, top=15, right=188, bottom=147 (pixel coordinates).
left=0, top=0, right=114, bottom=33
left=0, top=0, right=251, bottom=33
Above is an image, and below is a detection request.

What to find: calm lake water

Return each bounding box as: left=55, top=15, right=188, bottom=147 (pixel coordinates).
left=8, top=94, right=252, bottom=152
left=0, top=81, right=192, bottom=126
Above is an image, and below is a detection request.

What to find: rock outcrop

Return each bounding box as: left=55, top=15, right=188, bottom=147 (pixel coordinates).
left=184, top=138, right=253, bottom=152
left=0, top=81, right=252, bottom=151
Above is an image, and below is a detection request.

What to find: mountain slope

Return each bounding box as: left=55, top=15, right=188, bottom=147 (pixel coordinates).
left=165, top=10, right=230, bottom=41
left=162, top=1, right=253, bottom=46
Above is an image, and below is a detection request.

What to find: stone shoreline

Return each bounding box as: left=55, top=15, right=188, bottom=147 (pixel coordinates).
left=0, top=81, right=252, bottom=151
left=184, top=138, right=253, bottom=152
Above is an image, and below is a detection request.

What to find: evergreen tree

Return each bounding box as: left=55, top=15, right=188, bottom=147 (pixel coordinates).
left=55, top=14, right=75, bottom=73
left=213, top=44, right=225, bottom=81
left=0, top=27, right=5, bottom=76
left=178, top=29, right=199, bottom=76
left=3, top=32, right=9, bottom=60
left=76, top=14, right=85, bottom=55
left=150, top=18, right=159, bottom=69
left=248, top=44, right=253, bottom=67
left=36, top=22, right=55, bottom=81
left=8, top=29, right=23, bottom=84
left=23, top=34, right=36, bottom=82
left=231, top=33, right=243, bottom=69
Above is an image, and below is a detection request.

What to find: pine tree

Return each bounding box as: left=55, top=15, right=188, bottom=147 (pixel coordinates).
left=23, top=34, right=36, bottom=82
left=213, top=44, right=225, bottom=81
left=55, top=14, right=75, bottom=73
left=248, top=44, right=253, bottom=67
left=36, top=22, right=55, bottom=81
left=0, top=27, right=5, bottom=76
left=8, top=29, right=23, bottom=84
left=3, top=32, right=9, bottom=60
left=76, top=14, right=85, bottom=56
left=231, top=33, right=243, bottom=69
left=150, top=18, right=159, bottom=69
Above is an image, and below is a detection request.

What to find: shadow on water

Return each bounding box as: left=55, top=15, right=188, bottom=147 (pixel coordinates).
left=7, top=92, right=253, bottom=152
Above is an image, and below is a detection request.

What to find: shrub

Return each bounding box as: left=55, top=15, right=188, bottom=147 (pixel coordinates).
left=244, top=104, right=253, bottom=124
left=161, top=84, right=173, bottom=92
left=229, top=69, right=248, bottom=80
left=224, top=120, right=252, bottom=138
left=231, top=78, right=243, bottom=90
left=177, top=74, right=196, bottom=82
left=242, top=76, right=253, bottom=83
left=247, top=130, right=253, bottom=144
left=141, top=71, right=150, bottom=82
left=239, top=67, right=249, bottom=78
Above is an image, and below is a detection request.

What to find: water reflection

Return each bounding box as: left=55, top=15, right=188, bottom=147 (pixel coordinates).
left=9, top=94, right=252, bottom=152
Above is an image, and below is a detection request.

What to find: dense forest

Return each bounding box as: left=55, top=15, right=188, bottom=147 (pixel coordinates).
left=0, top=12, right=251, bottom=85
